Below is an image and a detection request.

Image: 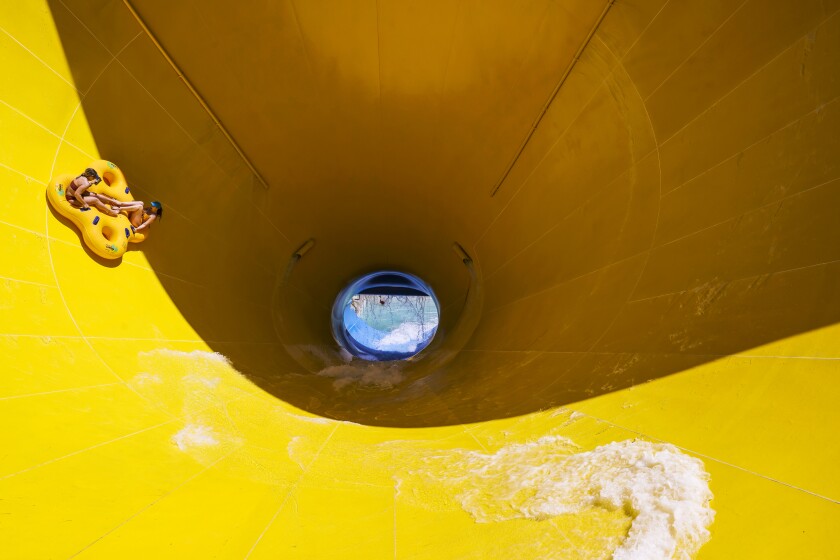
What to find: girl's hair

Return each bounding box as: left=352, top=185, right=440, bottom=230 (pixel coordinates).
left=149, top=201, right=163, bottom=220
left=81, top=167, right=101, bottom=184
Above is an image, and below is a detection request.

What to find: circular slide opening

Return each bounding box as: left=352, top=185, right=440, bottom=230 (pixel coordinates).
left=332, top=271, right=440, bottom=361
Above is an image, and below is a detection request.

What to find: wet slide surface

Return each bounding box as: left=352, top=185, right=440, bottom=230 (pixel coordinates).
left=2, top=1, right=840, bottom=558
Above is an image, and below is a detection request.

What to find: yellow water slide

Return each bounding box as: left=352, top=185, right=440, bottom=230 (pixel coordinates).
left=2, top=0, right=839, bottom=557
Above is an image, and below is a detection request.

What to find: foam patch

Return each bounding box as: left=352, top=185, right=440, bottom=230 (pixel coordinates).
left=315, top=362, right=405, bottom=390
left=172, top=424, right=219, bottom=451
left=413, top=437, right=715, bottom=560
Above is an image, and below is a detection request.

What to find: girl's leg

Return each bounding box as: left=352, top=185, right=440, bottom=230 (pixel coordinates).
left=110, top=201, right=144, bottom=216
left=93, top=194, right=143, bottom=210
left=112, top=200, right=144, bottom=209
left=85, top=196, right=119, bottom=217
left=90, top=193, right=117, bottom=205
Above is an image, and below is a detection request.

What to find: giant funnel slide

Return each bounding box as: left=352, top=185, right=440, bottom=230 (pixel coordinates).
left=2, top=1, right=839, bottom=558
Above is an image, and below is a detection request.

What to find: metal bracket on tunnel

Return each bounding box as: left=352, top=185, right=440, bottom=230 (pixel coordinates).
left=409, top=241, right=484, bottom=372
left=270, top=237, right=324, bottom=372
left=281, top=238, right=316, bottom=290
left=452, top=242, right=473, bottom=266
left=292, top=238, right=316, bottom=262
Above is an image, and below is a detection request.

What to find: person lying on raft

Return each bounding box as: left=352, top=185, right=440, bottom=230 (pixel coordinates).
left=65, top=168, right=119, bottom=217
left=94, top=197, right=163, bottom=233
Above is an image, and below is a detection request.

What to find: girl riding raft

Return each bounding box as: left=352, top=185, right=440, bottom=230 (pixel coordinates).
left=65, top=168, right=119, bottom=217
left=100, top=198, right=163, bottom=233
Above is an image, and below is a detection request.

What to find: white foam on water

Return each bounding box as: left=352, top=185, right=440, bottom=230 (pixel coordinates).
left=286, top=413, right=334, bottom=425
left=139, top=348, right=231, bottom=364
left=131, top=372, right=162, bottom=385
left=183, top=374, right=221, bottom=388
left=315, top=363, right=405, bottom=390
left=372, top=320, right=438, bottom=353
left=415, top=437, right=714, bottom=560
left=172, top=424, right=219, bottom=451
left=287, top=435, right=306, bottom=470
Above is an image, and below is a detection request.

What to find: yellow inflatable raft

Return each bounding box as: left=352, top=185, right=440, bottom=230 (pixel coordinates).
left=46, top=160, right=146, bottom=259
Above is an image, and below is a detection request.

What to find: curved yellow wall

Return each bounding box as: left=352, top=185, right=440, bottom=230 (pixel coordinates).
left=2, top=0, right=839, bottom=557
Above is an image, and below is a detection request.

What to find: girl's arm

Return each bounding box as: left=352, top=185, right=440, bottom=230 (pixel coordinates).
left=74, top=185, right=89, bottom=207
left=133, top=214, right=157, bottom=233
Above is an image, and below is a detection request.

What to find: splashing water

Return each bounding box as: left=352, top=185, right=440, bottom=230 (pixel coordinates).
left=373, top=320, right=438, bottom=352
left=171, top=424, right=218, bottom=451
left=412, top=437, right=715, bottom=560
left=139, top=349, right=714, bottom=558
left=315, top=362, right=405, bottom=390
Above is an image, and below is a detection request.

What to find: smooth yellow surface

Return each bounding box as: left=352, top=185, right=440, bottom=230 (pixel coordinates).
left=46, top=159, right=146, bottom=258
left=2, top=0, right=839, bottom=558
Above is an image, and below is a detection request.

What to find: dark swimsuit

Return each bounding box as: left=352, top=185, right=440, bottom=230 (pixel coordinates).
left=65, top=177, right=96, bottom=203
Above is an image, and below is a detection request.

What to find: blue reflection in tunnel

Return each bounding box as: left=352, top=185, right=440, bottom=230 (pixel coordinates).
left=332, top=271, right=439, bottom=361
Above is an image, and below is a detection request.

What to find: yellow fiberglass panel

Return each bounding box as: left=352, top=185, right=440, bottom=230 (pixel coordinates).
left=1, top=0, right=839, bottom=558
